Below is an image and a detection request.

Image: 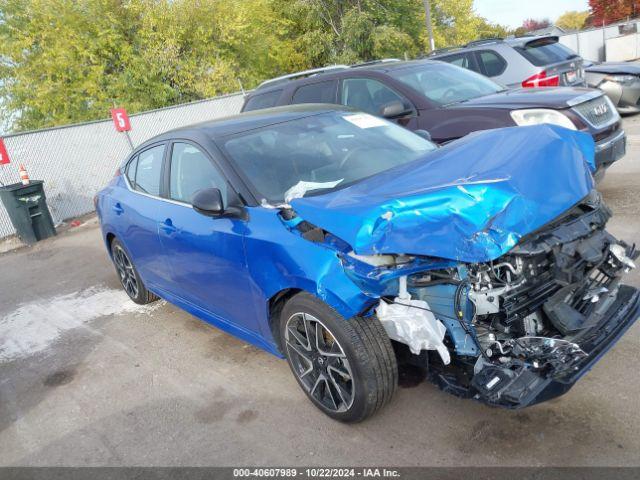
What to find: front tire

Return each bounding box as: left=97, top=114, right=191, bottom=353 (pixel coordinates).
left=280, top=292, right=397, bottom=422
left=110, top=237, right=158, bottom=305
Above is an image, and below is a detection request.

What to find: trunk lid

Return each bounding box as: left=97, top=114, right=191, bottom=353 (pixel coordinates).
left=543, top=58, right=585, bottom=86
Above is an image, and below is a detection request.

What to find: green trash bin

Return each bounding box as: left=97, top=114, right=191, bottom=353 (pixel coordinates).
left=0, top=180, right=56, bottom=244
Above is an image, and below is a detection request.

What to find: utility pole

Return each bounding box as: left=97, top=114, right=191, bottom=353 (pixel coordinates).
left=602, top=19, right=606, bottom=62
left=423, top=0, right=435, bottom=52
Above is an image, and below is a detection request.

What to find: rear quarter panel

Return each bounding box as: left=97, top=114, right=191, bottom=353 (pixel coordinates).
left=489, top=46, right=538, bottom=88
left=96, top=179, right=121, bottom=254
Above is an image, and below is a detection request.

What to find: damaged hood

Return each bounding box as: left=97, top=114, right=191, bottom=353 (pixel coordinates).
left=290, top=124, right=595, bottom=263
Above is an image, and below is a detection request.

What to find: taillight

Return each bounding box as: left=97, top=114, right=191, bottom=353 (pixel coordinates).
left=522, top=70, right=560, bottom=88
left=113, top=167, right=121, bottom=178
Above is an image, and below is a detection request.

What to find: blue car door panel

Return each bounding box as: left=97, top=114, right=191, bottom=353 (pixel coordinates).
left=157, top=204, right=258, bottom=332
left=157, top=141, right=261, bottom=334
left=116, top=144, right=171, bottom=289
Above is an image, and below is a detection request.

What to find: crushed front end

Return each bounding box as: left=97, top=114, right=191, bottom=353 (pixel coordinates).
left=282, top=125, right=639, bottom=409
left=371, top=192, right=639, bottom=408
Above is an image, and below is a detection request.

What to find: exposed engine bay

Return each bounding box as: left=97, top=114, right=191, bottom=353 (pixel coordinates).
left=280, top=188, right=640, bottom=408
left=371, top=192, right=638, bottom=407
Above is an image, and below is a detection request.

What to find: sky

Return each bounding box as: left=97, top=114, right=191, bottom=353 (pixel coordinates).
left=473, top=0, right=590, bottom=29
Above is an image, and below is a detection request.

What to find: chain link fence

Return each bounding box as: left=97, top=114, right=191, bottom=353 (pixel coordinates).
left=0, top=92, right=245, bottom=239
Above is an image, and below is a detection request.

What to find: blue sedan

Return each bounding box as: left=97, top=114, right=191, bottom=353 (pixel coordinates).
left=97, top=105, right=639, bottom=422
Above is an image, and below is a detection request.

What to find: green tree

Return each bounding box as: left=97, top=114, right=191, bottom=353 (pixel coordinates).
left=427, top=0, right=511, bottom=49
left=0, top=0, right=138, bottom=129
left=0, top=0, right=510, bottom=132
left=556, top=10, right=589, bottom=30
left=271, top=0, right=424, bottom=65
left=0, top=0, right=290, bottom=130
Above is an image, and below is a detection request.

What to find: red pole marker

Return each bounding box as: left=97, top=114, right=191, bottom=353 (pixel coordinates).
left=110, top=107, right=135, bottom=150
left=0, top=138, right=9, bottom=165
left=110, top=108, right=131, bottom=132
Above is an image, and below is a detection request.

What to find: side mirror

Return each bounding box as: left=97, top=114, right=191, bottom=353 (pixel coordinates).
left=380, top=101, right=412, bottom=118
left=192, top=188, right=224, bottom=216
left=192, top=188, right=247, bottom=220
left=414, top=129, right=432, bottom=142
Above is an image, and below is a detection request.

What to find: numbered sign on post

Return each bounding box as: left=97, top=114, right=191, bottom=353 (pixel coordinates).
left=110, top=108, right=131, bottom=132
left=0, top=138, right=9, bottom=165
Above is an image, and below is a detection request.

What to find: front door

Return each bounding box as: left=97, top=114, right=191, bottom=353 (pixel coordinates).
left=339, top=77, right=419, bottom=130
left=157, top=142, right=259, bottom=333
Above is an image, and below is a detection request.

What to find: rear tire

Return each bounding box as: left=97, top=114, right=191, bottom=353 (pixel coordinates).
left=280, top=292, right=397, bottom=422
left=110, top=237, right=158, bottom=305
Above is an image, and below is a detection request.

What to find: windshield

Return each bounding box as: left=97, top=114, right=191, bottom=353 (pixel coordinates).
left=514, top=40, right=579, bottom=67
left=394, top=62, right=504, bottom=106
left=221, top=111, right=437, bottom=204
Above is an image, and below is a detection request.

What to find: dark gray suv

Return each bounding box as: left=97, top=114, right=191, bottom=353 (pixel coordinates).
left=242, top=59, right=624, bottom=179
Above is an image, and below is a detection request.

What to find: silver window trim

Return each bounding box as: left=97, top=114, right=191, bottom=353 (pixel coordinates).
left=122, top=173, right=193, bottom=209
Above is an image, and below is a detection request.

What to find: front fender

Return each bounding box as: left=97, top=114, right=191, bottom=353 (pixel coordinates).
left=244, top=208, right=375, bottom=321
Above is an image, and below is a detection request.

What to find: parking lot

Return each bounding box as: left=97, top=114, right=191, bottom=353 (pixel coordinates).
left=1, top=117, right=640, bottom=467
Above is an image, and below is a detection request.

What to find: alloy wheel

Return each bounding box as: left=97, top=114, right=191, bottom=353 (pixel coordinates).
left=113, top=245, right=139, bottom=299
left=285, top=312, right=355, bottom=412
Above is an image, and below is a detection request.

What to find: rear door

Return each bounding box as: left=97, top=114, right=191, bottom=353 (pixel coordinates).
left=290, top=80, right=338, bottom=105
left=157, top=141, right=260, bottom=332
left=435, top=52, right=481, bottom=74
left=473, top=50, right=508, bottom=79
left=116, top=143, right=172, bottom=290
left=241, top=89, right=283, bottom=112
left=513, top=37, right=584, bottom=86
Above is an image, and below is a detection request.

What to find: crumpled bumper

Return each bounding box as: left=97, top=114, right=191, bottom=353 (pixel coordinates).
left=471, top=285, right=640, bottom=408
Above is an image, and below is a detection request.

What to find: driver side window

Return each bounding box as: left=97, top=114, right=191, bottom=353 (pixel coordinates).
left=169, top=143, right=227, bottom=205
left=340, top=78, right=408, bottom=116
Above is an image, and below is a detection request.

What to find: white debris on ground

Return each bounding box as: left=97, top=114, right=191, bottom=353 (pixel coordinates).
left=0, top=286, right=164, bottom=362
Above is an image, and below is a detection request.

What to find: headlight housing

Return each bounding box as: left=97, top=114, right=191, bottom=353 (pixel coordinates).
left=604, top=74, right=637, bottom=86
left=510, top=109, right=577, bottom=130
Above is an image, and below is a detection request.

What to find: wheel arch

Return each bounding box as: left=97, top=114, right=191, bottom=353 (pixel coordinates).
left=267, top=287, right=303, bottom=354
left=265, top=280, right=377, bottom=355
left=105, top=232, right=116, bottom=255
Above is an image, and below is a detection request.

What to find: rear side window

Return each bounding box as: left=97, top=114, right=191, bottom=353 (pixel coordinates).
left=133, top=145, right=164, bottom=196
left=292, top=80, right=337, bottom=104
left=243, top=90, right=282, bottom=111
left=477, top=50, right=507, bottom=77
left=514, top=40, right=577, bottom=67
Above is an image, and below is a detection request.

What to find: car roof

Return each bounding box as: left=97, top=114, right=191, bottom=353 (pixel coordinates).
left=248, top=59, right=442, bottom=96
left=137, top=104, right=355, bottom=147
left=428, top=35, right=559, bottom=58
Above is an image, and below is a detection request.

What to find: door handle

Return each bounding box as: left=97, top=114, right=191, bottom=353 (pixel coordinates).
left=160, top=218, right=177, bottom=234
left=112, top=203, right=124, bottom=215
